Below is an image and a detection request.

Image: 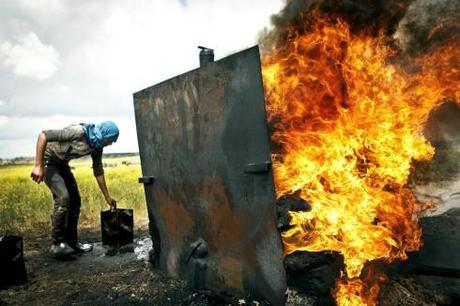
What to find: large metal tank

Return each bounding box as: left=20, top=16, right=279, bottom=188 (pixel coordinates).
left=133, top=46, right=286, bottom=305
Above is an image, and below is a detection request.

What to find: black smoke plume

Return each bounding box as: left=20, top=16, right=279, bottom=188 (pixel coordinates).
left=258, top=0, right=459, bottom=55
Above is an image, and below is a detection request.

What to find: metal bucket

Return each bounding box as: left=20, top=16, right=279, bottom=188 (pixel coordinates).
left=100, top=208, right=134, bottom=247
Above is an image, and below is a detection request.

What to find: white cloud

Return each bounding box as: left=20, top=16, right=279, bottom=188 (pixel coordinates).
left=0, top=98, right=4, bottom=106
left=79, top=0, right=284, bottom=92
left=0, top=139, right=35, bottom=158
left=0, top=0, right=285, bottom=157
left=0, top=32, right=60, bottom=80
left=17, top=0, right=63, bottom=15
left=0, top=115, right=8, bottom=126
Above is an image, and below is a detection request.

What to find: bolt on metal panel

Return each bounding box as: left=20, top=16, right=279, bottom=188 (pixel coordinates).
left=133, top=46, right=286, bottom=305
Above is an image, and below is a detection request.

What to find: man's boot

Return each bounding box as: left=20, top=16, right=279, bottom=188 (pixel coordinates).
left=69, top=242, right=93, bottom=253
left=50, top=242, right=75, bottom=258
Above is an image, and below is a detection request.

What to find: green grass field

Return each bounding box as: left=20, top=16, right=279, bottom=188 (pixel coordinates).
left=0, top=155, right=148, bottom=235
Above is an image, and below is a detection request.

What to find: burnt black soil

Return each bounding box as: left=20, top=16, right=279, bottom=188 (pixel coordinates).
left=1, top=224, right=458, bottom=306
left=0, top=228, right=216, bottom=306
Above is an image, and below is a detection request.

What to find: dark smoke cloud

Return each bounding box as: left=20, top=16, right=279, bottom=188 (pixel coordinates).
left=259, top=0, right=459, bottom=55
left=395, top=1, right=460, bottom=160
left=257, top=0, right=317, bottom=51
left=258, top=0, right=412, bottom=51
left=394, top=0, right=460, bottom=54
left=424, top=101, right=460, bottom=143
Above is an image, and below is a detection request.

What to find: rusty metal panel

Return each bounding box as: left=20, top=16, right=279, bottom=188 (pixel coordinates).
left=133, top=46, right=286, bottom=305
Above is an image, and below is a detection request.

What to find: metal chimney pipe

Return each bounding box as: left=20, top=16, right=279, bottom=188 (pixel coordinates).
left=198, top=46, right=214, bottom=67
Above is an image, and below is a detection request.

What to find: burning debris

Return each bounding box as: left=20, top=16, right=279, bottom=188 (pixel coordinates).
left=260, top=0, right=459, bottom=305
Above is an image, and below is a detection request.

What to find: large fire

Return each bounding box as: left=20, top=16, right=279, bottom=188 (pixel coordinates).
left=261, top=13, right=459, bottom=306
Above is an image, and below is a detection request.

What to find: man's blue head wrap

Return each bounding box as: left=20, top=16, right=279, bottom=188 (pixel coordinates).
left=81, top=121, right=119, bottom=148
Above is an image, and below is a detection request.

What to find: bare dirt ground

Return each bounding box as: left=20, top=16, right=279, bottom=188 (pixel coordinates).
left=1, top=224, right=458, bottom=306
left=0, top=228, right=218, bottom=306
left=0, top=224, right=317, bottom=306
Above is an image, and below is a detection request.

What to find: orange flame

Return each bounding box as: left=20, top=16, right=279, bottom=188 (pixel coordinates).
left=334, top=270, right=387, bottom=306
left=261, top=14, right=459, bottom=305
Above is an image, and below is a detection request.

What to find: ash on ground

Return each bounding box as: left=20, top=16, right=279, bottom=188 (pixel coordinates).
left=0, top=229, right=219, bottom=306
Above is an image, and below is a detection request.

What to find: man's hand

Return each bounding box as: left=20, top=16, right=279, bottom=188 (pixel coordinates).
left=105, top=196, right=117, bottom=208
left=31, top=165, right=45, bottom=183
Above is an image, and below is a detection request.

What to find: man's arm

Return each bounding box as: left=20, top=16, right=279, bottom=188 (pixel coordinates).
left=31, top=126, right=82, bottom=183
left=31, top=132, right=47, bottom=183
left=91, top=149, right=116, bottom=207
left=95, top=174, right=117, bottom=207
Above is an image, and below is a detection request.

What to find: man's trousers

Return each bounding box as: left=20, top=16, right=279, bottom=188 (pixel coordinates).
left=44, top=161, right=81, bottom=245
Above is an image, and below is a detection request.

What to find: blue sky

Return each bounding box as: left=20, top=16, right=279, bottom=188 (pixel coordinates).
left=0, top=0, right=284, bottom=158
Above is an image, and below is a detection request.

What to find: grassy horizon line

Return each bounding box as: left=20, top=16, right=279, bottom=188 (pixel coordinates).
left=0, top=152, right=140, bottom=163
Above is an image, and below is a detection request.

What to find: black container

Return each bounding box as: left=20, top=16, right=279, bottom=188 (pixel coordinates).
left=101, top=208, right=134, bottom=247
left=0, top=235, right=27, bottom=289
